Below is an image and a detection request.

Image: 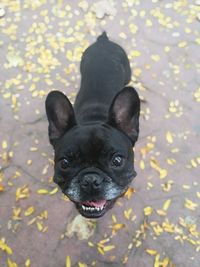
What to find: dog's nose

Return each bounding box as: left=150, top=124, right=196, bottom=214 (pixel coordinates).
left=81, top=173, right=104, bottom=191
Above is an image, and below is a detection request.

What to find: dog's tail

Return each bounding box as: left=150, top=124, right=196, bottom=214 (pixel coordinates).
left=97, top=31, right=108, bottom=42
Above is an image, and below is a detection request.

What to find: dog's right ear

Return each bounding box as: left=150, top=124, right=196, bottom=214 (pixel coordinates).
left=45, top=91, right=76, bottom=146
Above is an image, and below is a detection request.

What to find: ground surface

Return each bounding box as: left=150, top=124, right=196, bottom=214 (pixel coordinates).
left=0, top=1, right=200, bottom=267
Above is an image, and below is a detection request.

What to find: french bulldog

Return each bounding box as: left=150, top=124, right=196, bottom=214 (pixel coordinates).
left=45, top=32, right=140, bottom=218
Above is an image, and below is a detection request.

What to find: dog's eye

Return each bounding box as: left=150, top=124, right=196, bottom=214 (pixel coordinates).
left=60, top=158, right=70, bottom=169
left=111, top=155, right=124, bottom=167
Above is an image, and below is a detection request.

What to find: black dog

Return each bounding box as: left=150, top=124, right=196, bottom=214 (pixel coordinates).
left=45, top=32, right=140, bottom=218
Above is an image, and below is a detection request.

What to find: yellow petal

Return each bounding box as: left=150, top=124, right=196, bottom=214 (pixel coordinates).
left=36, top=222, right=43, bottom=231
left=112, top=214, right=117, bottom=223
left=178, top=41, right=187, bottom=48
left=78, top=262, right=88, bottom=267
left=103, top=245, right=115, bottom=252
left=150, top=158, right=160, bottom=171
left=111, top=223, right=125, bottom=234
left=99, top=238, right=110, bottom=245
left=146, top=249, right=157, bottom=255
left=135, top=240, right=142, bottom=247
left=160, top=169, right=167, bottom=179
left=185, top=198, right=198, bottom=210
left=140, top=160, right=145, bottom=170
left=129, top=23, right=138, bottom=34
left=49, top=187, right=58, bottom=195
left=124, top=187, right=135, bottom=199
left=144, top=206, right=153, bottom=216
left=37, top=189, right=49, bottom=194
left=164, top=46, right=170, bottom=52
left=97, top=246, right=105, bottom=255
left=16, top=185, right=30, bottom=201
left=152, top=224, right=163, bottom=236
left=12, top=207, right=21, bottom=220
left=112, top=223, right=125, bottom=231
left=124, top=208, right=132, bottom=220
left=24, top=206, right=35, bottom=216
left=151, top=54, right=160, bottom=62
left=154, top=254, right=160, bottom=267
left=7, top=258, right=18, bottom=267
left=25, top=259, right=31, bottom=267
left=0, top=184, right=5, bottom=192
left=66, top=256, right=71, bottom=267
left=131, top=50, right=141, bottom=57
left=0, top=239, right=13, bottom=254
left=2, top=140, right=8, bottom=149
left=133, top=68, right=142, bottom=77
left=163, top=199, right=171, bottom=211
left=166, top=131, right=173, bottom=143
left=191, top=159, right=197, bottom=168
left=156, top=209, right=167, bottom=216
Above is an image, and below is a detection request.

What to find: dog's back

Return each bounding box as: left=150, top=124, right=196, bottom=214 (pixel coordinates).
left=80, top=32, right=131, bottom=85
left=74, top=32, right=131, bottom=123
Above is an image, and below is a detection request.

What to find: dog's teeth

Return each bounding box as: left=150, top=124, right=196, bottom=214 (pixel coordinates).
left=81, top=204, right=105, bottom=212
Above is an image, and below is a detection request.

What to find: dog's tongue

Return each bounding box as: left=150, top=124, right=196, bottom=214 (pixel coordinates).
left=82, top=199, right=106, bottom=207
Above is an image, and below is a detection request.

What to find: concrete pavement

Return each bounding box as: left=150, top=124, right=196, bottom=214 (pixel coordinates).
left=0, top=0, right=200, bottom=266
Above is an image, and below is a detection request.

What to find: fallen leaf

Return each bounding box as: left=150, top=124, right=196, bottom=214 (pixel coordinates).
left=144, top=206, right=153, bottom=216
left=146, top=249, right=157, bottom=255
left=66, top=256, right=71, bottom=267
left=16, top=185, right=30, bottom=201
left=124, top=208, right=132, bottom=220
left=185, top=198, right=198, bottom=210
left=156, top=209, right=167, bottom=216
left=0, top=183, right=5, bottom=192
left=7, top=258, right=18, bottom=267
left=124, top=187, right=135, bottom=199
left=49, top=187, right=58, bottom=195
left=166, top=131, right=173, bottom=143
left=37, top=189, right=49, bottom=194
left=163, top=199, right=172, bottom=211
left=24, top=206, right=35, bottom=216
left=0, top=238, right=13, bottom=254
left=103, top=245, right=115, bottom=252
left=25, top=259, right=31, bottom=267
left=2, top=140, right=8, bottom=149
left=78, top=262, right=88, bottom=267
left=111, top=223, right=125, bottom=234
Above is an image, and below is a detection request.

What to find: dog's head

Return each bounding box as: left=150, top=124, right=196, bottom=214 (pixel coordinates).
left=45, top=87, right=140, bottom=218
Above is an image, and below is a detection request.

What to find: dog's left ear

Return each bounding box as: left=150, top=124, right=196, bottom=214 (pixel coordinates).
left=108, top=87, right=140, bottom=145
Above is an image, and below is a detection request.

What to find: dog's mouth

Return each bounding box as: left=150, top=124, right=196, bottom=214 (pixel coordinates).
left=75, top=199, right=116, bottom=218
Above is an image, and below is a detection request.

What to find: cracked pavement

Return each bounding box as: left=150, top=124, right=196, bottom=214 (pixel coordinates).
left=0, top=1, right=200, bottom=267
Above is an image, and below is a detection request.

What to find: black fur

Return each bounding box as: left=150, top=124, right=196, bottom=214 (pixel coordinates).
left=45, top=32, right=140, bottom=218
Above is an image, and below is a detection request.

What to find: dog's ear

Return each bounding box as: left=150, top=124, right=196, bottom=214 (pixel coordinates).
left=45, top=91, right=76, bottom=145
left=108, top=87, right=140, bottom=146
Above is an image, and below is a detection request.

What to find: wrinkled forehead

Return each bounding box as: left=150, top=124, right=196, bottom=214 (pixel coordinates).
left=56, top=124, right=130, bottom=156
left=60, top=125, right=111, bottom=152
